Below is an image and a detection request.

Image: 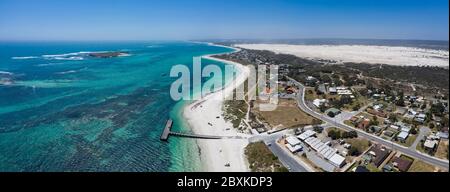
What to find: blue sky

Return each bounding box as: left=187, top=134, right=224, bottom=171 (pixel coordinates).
left=0, top=0, right=448, bottom=41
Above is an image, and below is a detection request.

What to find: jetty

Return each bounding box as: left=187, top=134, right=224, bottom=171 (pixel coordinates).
left=160, top=119, right=243, bottom=141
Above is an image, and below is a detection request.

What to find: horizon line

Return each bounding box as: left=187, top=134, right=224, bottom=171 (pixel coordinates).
left=0, top=37, right=448, bottom=43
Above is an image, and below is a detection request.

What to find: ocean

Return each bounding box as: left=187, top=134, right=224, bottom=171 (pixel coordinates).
left=0, top=41, right=236, bottom=171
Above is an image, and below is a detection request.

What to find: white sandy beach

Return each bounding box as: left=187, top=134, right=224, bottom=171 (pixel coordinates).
left=236, top=44, right=449, bottom=67
left=183, top=48, right=252, bottom=172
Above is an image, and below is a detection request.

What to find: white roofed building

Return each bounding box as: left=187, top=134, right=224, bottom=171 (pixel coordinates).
left=286, top=136, right=301, bottom=146
left=329, top=154, right=346, bottom=167
left=298, top=130, right=316, bottom=140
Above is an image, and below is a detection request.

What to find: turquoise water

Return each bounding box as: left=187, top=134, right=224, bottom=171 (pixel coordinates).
left=0, top=41, right=236, bottom=171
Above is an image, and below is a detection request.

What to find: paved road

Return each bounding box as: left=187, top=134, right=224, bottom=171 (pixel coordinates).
left=248, top=129, right=311, bottom=172
left=410, top=127, right=431, bottom=150
left=288, top=77, right=449, bottom=170
left=266, top=140, right=309, bottom=172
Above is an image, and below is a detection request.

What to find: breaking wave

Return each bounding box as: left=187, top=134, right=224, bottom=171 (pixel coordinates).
left=11, top=56, right=39, bottom=60
left=13, top=51, right=129, bottom=61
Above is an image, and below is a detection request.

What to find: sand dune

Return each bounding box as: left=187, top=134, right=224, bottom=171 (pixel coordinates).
left=236, top=44, right=449, bottom=67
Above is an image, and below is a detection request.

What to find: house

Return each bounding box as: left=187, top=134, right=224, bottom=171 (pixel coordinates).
left=383, top=130, right=395, bottom=137
left=401, top=126, right=411, bottom=133
left=336, top=87, right=353, bottom=95
left=397, top=131, right=409, bottom=142
left=368, top=145, right=391, bottom=167
left=361, top=154, right=372, bottom=164
left=369, top=126, right=382, bottom=133
left=328, top=87, right=337, bottom=95
left=437, top=131, right=449, bottom=139
left=373, top=104, right=384, bottom=111
left=389, top=125, right=400, bottom=131
left=313, top=99, right=327, bottom=108
left=383, top=164, right=393, bottom=172
left=433, top=116, right=443, bottom=123
left=325, top=108, right=341, bottom=117
left=350, top=116, right=359, bottom=123
left=306, top=76, right=318, bottom=86
left=367, top=108, right=387, bottom=118
left=343, top=143, right=352, bottom=149
left=415, top=113, right=426, bottom=123
left=404, top=109, right=417, bottom=119
left=285, top=86, right=297, bottom=94
left=358, top=119, right=371, bottom=130
left=424, top=139, right=438, bottom=151
left=392, top=157, right=413, bottom=172
left=317, top=84, right=327, bottom=94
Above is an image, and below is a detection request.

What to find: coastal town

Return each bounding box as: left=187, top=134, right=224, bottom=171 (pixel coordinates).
left=214, top=45, right=449, bottom=172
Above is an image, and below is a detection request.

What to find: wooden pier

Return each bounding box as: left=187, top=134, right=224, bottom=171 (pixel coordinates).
left=160, top=119, right=243, bottom=142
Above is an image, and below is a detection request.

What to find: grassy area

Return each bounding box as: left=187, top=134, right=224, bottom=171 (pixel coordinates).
left=435, top=140, right=449, bottom=160
left=344, top=120, right=355, bottom=127
left=252, top=99, right=321, bottom=129
left=366, top=163, right=381, bottom=172
left=245, top=142, right=288, bottom=172
left=305, top=88, right=319, bottom=101
left=223, top=99, right=247, bottom=129
left=396, top=133, right=418, bottom=147
left=223, top=82, right=248, bottom=130
left=408, top=160, right=437, bottom=172
left=345, top=138, right=371, bottom=153
left=342, top=91, right=369, bottom=111
left=357, top=112, right=385, bottom=126
left=416, top=141, right=427, bottom=153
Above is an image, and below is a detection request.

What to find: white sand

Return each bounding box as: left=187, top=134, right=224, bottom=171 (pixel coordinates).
left=183, top=48, right=252, bottom=172
left=236, top=44, right=449, bottom=67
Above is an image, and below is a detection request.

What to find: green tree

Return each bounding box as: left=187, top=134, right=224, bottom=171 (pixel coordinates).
left=328, top=130, right=341, bottom=140
left=396, top=92, right=405, bottom=107
left=349, top=146, right=361, bottom=156
left=352, top=103, right=361, bottom=111
left=370, top=116, right=379, bottom=126
left=429, top=122, right=435, bottom=129
left=319, top=104, right=327, bottom=113
left=327, top=111, right=336, bottom=118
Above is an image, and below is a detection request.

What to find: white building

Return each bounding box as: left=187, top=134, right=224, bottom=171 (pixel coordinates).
left=297, top=130, right=316, bottom=141
left=286, top=144, right=303, bottom=153
left=286, top=136, right=301, bottom=146
left=397, top=131, right=409, bottom=142
left=285, top=136, right=303, bottom=153
left=313, top=99, right=327, bottom=108
left=424, top=139, right=439, bottom=150
left=329, top=154, right=346, bottom=167
left=304, top=137, right=346, bottom=167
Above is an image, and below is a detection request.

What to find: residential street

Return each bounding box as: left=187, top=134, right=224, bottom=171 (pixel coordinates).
left=287, top=77, right=449, bottom=170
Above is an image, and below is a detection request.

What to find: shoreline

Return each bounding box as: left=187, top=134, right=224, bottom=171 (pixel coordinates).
left=182, top=44, right=251, bottom=172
